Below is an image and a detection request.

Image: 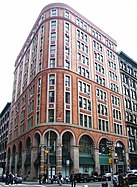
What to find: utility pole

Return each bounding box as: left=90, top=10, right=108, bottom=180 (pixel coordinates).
left=107, top=141, right=114, bottom=187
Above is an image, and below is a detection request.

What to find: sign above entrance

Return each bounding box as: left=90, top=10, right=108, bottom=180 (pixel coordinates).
left=106, top=141, right=113, bottom=147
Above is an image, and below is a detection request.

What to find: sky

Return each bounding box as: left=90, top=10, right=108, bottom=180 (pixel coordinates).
left=0, top=0, right=137, bottom=112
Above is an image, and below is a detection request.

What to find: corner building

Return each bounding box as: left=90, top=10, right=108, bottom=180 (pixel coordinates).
left=7, top=3, right=128, bottom=179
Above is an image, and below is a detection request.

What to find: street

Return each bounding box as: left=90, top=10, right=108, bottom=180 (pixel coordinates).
left=0, top=181, right=111, bottom=187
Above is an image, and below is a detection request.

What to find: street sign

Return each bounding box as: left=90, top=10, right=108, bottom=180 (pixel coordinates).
left=106, top=141, right=113, bottom=147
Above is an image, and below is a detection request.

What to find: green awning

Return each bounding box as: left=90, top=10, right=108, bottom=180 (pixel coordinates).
left=45, top=155, right=56, bottom=165
left=79, top=157, right=94, bottom=165
left=99, top=155, right=110, bottom=165
left=49, top=155, right=56, bottom=165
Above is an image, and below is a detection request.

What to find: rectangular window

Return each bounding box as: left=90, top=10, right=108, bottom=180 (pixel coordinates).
left=48, top=109, right=54, bottom=122
left=66, top=110, right=70, bottom=123
left=51, top=20, right=56, bottom=28
left=65, top=92, right=70, bottom=104
left=88, top=116, right=92, bottom=128
left=49, top=91, right=55, bottom=102
left=51, top=32, right=56, bottom=41
left=49, top=74, right=55, bottom=85
left=79, top=97, right=82, bottom=108
left=50, top=45, right=56, bottom=54
left=84, top=115, right=87, bottom=127
left=65, top=22, right=69, bottom=31
left=64, top=11, right=69, bottom=19
left=65, top=75, right=70, bottom=87
left=65, top=60, right=70, bottom=69
left=80, top=113, right=83, bottom=126
left=79, top=81, right=82, bottom=92
left=36, top=111, right=40, bottom=124
left=50, top=59, right=55, bottom=68
left=51, top=9, right=57, bottom=16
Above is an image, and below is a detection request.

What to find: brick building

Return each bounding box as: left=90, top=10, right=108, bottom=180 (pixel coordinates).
left=7, top=3, right=128, bottom=180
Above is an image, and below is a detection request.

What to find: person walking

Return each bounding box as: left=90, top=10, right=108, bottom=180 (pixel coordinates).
left=58, top=172, right=62, bottom=186
left=70, top=171, right=76, bottom=187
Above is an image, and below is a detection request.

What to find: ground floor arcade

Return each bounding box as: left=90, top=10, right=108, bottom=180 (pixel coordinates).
left=6, top=125, right=129, bottom=180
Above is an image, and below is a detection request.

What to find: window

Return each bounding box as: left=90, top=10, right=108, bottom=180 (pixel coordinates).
left=50, top=45, right=56, bottom=54
left=66, top=110, right=70, bottom=123
left=65, top=34, right=69, bottom=42
left=65, top=22, right=69, bottom=31
left=49, top=91, right=55, bottom=102
left=49, top=74, right=55, bottom=85
left=65, top=46, right=70, bottom=55
left=79, top=97, right=82, bottom=108
left=80, top=113, right=83, bottom=126
left=65, top=60, right=70, bottom=69
left=36, top=111, right=40, bottom=124
left=48, top=109, right=54, bottom=122
left=51, top=9, right=57, bottom=16
left=64, top=11, right=70, bottom=19
left=65, top=75, right=70, bottom=87
left=65, top=92, right=70, bottom=104
left=51, top=20, right=56, bottom=29
left=51, top=32, right=56, bottom=41
left=98, top=119, right=109, bottom=132
left=50, top=59, right=55, bottom=68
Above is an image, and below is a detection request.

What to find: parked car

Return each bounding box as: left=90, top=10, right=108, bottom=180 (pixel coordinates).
left=92, top=174, right=107, bottom=182
left=103, top=173, right=111, bottom=181
left=75, top=173, right=93, bottom=183
left=13, top=174, right=22, bottom=184
left=124, top=173, right=137, bottom=185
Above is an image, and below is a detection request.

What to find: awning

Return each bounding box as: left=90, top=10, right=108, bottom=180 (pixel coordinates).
left=49, top=155, right=56, bottom=165
left=45, top=155, right=56, bottom=165
left=79, top=157, right=94, bottom=165
left=99, top=155, right=109, bottom=165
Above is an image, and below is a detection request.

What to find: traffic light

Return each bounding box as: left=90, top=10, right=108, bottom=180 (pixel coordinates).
left=108, top=147, right=113, bottom=155
left=44, top=149, right=49, bottom=157
left=108, top=157, right=113, bottom=164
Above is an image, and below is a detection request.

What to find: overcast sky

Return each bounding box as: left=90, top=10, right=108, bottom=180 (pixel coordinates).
left=0, top=0, right=137, bottom=112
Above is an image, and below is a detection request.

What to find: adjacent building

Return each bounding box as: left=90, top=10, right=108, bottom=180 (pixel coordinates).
left=7, top=3, right=128, bottom=180
left=118, top=51, right=137, bottom=169
left=0, top=102, right=11, bottom=174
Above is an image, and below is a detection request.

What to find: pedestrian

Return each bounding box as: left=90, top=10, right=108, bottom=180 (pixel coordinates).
left=70, top=171, right=76, bottom=187
left=38, top=173, right=42, bottom=184
left=58, top=172, right=62, bottom=186
left=118, top=174, right=124, bottom=187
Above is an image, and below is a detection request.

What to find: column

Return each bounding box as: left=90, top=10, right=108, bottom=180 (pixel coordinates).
left=31, top=146, right=38, bottom=179
left=71, top=145, right=79, bottom=173
left=56, top=138, right=62, bottom=175
left=125, top=149, right=129, bottom=170
left=22, top=149, right=26, bottom=177
left=40, top=145, right=45, bottom=174
left=94, top=148, right=100, bottom=174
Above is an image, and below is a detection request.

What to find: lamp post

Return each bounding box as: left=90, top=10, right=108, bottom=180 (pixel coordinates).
left=47, top=131, right=51, bottom=183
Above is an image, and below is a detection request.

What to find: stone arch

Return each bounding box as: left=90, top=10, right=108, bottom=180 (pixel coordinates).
left=61, top=129, right=76, bottom=145
left=77, top=132, right=96, bottom=148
